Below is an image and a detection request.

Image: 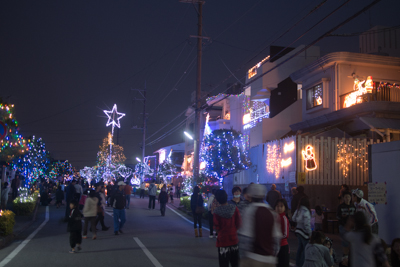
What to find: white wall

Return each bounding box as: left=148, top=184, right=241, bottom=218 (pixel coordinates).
left=370, top=140, right=400, bottom=244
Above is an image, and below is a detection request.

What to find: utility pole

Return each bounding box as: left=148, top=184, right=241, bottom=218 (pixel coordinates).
left=180, top=0, right=205, bottom=185
left=132, top=82, right=147, bottom=183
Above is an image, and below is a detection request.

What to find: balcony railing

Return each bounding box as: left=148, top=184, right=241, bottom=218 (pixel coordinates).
left=340, top=82, right=400, bottom=109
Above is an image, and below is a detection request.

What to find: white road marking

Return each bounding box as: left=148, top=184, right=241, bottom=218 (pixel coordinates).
left=133, top=237, right=163, bottom=267
left=166, top=205, right=209, bottom=231
left=0, top=206, right=49, bottom=267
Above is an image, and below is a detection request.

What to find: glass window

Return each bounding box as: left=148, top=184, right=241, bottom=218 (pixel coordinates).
left=306, top=84, right=323, bottom=110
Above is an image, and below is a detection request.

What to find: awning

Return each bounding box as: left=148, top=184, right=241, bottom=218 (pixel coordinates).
left=359, top=117, right=400, bottom=130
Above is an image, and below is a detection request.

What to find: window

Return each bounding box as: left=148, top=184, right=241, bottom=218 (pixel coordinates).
left=306, top=84, right=323, bottom=110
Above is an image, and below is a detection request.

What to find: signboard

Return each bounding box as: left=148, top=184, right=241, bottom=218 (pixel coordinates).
left=297, top=172, right=306, bottom=185
left=289, top=171, right=296, bottom=183
left=368, top=182, right=387, bottom=205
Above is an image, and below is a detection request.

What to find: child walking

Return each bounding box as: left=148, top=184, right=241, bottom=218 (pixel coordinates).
left=312, top=206, right=324, bottom=231
left=275, top=198, right=290, bottom=267
left=68, top=200, right=82, bottom=253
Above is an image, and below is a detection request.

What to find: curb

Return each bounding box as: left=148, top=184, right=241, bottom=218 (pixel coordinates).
left=0, top=199, right=40, bottom=249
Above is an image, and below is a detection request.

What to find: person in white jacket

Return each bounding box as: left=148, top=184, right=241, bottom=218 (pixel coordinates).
left=352, top=189, right=379, bottom=234
left=82, top=190, right=98, bottom=240
left=292, top=196, right=312, bottom=267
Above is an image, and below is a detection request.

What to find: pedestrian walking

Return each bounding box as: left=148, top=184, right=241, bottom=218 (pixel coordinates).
left=207, top=188, right=217, bottom=238
left=352, top=188, right=379, bottom=234
left=169, top=184, right=175, bottom=204
left=65, top=180, right=77, bottom=221
left=10, top=174, right=20, bottom=200
left=303, top=231, right=333, bottom=267
left=148, top=180, right=157, bottom=209
left=190, top=186, right=204, bottom=237
left=238, top=184, right=282, bottom=267
left=292, top=196, right=312, bottom=267
left=56, top=185, right=64, bottom=208
left=67, top=200, right=82, bottom=253
left=74, top=180, right=83, bottom=202
left=82, top=190, right=98, bottom=240
left=275, top=198, right=290, bottom=267
left=338, top=184, right=349, bottom=204
left=140, top=182, right=146, bottom=199
left=176, top=183, right=181, bottom=199
left=213, top=189, right=241, bottom=267
left=124, top=183, right=132, bottom=209
left=1, top=182, right=10, bottom=210
left=158, top=185, right=168, bottom=216
left=312, top=206, right=324, bottom=232
left=291, top=186, right=307, bottom=216
left=344, top=211, right=389, bottom=267
left=266, top=184, right=282, bottom=208
left=391, top=238, right=400, bottom=267
left=95, top=185, right=110, bottom=231
left=230, top=186, right=242, bottom=206
left=110, top=181, right=126, bottom=235
left=336, top=190, right=355, bottom=256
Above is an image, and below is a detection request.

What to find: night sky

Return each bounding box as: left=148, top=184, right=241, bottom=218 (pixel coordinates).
left=1, top=0, right=399, bottom=169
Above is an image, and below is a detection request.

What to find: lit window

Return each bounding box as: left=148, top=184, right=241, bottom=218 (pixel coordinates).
left=306, top=84, right=323, bottom=110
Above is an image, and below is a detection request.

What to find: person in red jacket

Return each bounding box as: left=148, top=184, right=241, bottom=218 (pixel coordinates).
left=213, top=189, right=242, bottom=267
left=275, top=198, right=290, bottom=267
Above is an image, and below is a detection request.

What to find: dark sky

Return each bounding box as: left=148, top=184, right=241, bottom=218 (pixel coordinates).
left=1, top=0, right=399, bottom=169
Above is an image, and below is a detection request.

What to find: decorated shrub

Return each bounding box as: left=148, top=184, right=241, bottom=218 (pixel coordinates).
left=0, top=210, right=16, bottom=236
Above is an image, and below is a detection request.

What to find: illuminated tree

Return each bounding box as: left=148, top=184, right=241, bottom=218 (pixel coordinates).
left=48, top=160, right=74, bottom=180
left=201, top=129, right=250, bottom=178
left=96, top=133, right=126, bottom=167
left=96, top=133, right=126, bottom=179
left=12, top=136, right=50, bottom=182
left=0, top=99, right=28, bottom=162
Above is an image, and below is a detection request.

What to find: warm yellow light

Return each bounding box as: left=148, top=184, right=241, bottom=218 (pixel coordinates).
left=281, top=157, right=292, bottom=167
left=200, top=162, right=205, bottom=170
left=316, top=96, right=322, bottom=105
left=302, top=145, right=317, bottom=171
left=343, top=76, right=373, bottom=108
left=243, top=113, right=251, bottom=124
left=283, top=141, right=295, bottom=154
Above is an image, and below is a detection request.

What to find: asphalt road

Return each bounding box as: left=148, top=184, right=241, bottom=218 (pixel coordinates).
left=0, top=197, right=218, bottom=267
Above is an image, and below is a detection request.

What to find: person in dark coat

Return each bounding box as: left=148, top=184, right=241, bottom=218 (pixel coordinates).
left=56, top=185, right=64, bottom=208
left=67, top=200, right=82, bottom=253
left=158, top=185, right=168, bottom=216
left=65, top=180, right=77, bottom=221
left=266, top=184, right=281, bottom=208
left=110, top=181, right=126, bottom=235
left=291, top=186, right=307, bottom=215
left=190, top=186, right=204, bottom=237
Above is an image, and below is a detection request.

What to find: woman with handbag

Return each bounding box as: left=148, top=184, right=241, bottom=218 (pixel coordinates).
left=191, top=186, right=204, bottom=237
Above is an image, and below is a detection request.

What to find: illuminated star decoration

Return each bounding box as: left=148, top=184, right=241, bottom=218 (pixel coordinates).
left=104, top=104, right=125, bottom=130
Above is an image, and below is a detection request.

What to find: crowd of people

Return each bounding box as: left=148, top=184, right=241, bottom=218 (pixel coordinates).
left=8, top=176, right=398, bottom=266
left=190, top=183, right=398, bottom=267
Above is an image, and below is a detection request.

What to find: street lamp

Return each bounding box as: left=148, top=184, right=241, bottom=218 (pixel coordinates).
left=184, top=131, right=193, bottom=140
left=136, top=157, right=141, bottom=162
